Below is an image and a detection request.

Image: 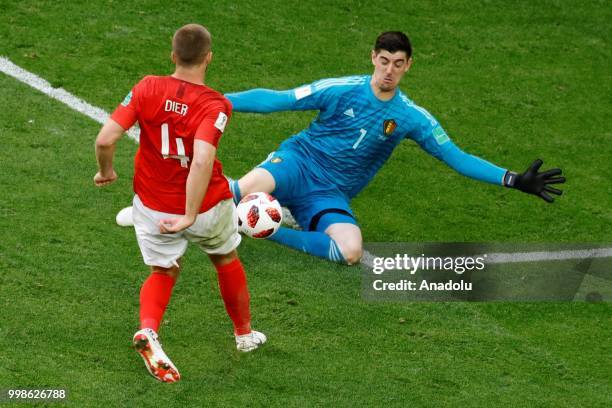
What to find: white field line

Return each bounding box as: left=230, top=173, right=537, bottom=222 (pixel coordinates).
left=2, top=56, right=611, bottom=269
left=484, top=247, right=612, bottom=264
left=361, top=247, right=612, bottom=269
left=0, top=56, right=140, bottom=141
left=361, top=250, right=377, bottom=268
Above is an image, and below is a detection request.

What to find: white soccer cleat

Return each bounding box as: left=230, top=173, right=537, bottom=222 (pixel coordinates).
left=281, top=207, right=301, bottom=230
left=133, top=328, right=180, bottom=383
left=235, top=330, right=267, bottom=352
left=116, top=206, right=134, bottom=227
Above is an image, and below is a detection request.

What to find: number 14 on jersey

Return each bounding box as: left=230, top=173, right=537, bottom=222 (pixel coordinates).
left=160, top=123, right=189, bottom=167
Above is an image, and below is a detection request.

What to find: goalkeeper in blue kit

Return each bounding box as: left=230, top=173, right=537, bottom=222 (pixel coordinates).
left=224, top=31, right=565, bottom=265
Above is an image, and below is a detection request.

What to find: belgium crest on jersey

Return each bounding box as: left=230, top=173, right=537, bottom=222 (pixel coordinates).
left=383, top=119, right=397, bottom=137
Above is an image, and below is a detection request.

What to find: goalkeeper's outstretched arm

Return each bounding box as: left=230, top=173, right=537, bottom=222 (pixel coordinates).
left=438, top=142, right=507, bottom=185
left=225, top=89, right=297, bottom=113
left=438, top=143, right=565, bottom=203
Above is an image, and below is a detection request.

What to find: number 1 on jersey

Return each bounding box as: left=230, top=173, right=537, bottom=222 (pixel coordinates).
left=161, top=123, right=189, bottom=168
left=353, top=128, right=367, bottom=149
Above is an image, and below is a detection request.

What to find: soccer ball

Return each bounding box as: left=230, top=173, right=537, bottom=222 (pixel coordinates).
left=236, top=192, right=283, bottom=239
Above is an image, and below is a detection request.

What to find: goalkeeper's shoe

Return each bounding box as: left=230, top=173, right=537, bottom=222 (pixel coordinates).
left=133, top=328, right=180, bottom=383
left=281, top=207, right=301, bottom=230
left=235, top=330, right=267, bottom=352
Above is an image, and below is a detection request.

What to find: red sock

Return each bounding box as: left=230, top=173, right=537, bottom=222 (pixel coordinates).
left=139, top=272, right=176, bottom=332
left=215, top=258, right=252, bottom=335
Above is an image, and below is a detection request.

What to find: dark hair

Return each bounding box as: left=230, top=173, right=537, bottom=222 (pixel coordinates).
left=374, top=31, right=412, bottom=57
left=172, top=24, right=211, bottom=66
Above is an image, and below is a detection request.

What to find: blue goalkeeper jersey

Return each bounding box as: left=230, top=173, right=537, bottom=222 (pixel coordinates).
left=227, top=75, right=506, bottom=199
left=278, top=75, right=454, bottom=198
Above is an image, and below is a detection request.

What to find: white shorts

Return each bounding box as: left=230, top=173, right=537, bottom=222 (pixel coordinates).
left=132, top=195, right=241, bottom=268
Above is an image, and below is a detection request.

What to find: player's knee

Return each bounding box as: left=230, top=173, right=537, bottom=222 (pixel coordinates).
left=339, top=242, right=363, bottom=265
left=208, top=250, right=238, bottom=267
left=327, top=224, right=363, bottom=265
left=151, top=264, right=181, bottom=280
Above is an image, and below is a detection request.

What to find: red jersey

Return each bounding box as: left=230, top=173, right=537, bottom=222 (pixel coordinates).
left=111, top=75, right=233, bottom=214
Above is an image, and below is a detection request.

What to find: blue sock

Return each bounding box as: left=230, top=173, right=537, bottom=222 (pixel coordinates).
left=268, top=227, right=346, bottom=264
left=228, top=178, right=242, bottom=205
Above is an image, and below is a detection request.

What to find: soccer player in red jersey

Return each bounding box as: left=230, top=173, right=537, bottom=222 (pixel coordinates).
left=94, top=24, right=265, bottom=383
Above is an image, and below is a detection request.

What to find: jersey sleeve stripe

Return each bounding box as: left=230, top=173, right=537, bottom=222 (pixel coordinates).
left=314, top=75, right=364, bottom=85
left=314, top=79, right=365, bottom=89
left=313, top=77, right=366, bottom=91
left=400, top=94, right=438, bottom=126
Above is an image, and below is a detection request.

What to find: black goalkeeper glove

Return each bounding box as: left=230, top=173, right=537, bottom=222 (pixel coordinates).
left=503, top=159, right=566, bottom=203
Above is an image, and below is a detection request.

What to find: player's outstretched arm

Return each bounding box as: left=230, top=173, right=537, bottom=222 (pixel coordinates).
left=408, top=104, right=565, bottom=203
left=159, top=140, right=215, bottom=233
left=225, top=88, right=296, bottom=113
left=503, top=159, right=566, bottom=203
left=438, top=145, right=565, bottom=203
left=438, top=143, right=507, bottom=185
left=94, top=119, right=125, bottom=186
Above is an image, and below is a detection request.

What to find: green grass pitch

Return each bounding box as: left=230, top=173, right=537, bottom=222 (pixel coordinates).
left=0, top=1, right=610, bottom=406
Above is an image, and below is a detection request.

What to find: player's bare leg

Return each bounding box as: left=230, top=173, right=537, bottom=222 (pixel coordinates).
left=133, top=264, right=181, bottom=383
left=325, top=223, right=363, bottom=265
left=230, top=167, right=299, bottom=228
left=209, top=250, right=266, bottom=352
left=237, top=167, right=276, bottom=197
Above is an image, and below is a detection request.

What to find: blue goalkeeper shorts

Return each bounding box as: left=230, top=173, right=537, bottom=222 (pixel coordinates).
left=258, top=143, right=358, bottom=232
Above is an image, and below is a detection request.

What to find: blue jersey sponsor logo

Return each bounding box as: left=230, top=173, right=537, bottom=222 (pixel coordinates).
left=432, top=126, right=449, bottom=145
